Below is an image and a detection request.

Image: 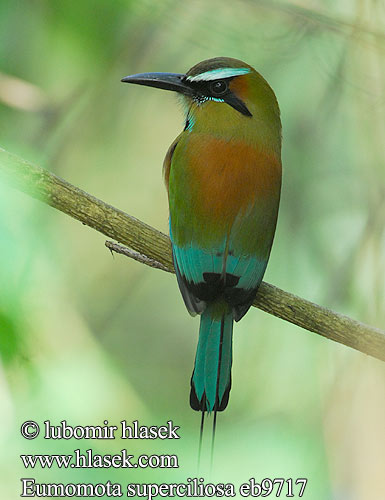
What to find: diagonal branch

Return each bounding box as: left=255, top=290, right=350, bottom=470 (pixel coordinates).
left=1, top=146, right=384, bottom=362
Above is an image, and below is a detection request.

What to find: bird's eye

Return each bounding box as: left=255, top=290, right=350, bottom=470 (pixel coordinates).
left=209, top=80, right=228, bottom=96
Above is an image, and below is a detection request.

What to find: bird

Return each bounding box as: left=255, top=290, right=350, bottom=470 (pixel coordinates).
left=122, top=57, right=281, bottom=431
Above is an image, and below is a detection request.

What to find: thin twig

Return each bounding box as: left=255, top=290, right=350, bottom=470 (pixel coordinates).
left=105, top=240, right=172, bottom=272
left=1, top=146, right=384, bottom=362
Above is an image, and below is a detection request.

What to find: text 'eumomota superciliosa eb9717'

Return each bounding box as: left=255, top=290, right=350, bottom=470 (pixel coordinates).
left=122, top=57, right=281, bottom=422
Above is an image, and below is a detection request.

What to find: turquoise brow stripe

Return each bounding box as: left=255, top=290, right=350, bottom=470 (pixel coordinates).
left=187, top=67, right=251, bottom=82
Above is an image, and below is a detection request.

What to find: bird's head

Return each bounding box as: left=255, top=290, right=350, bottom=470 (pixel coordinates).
left=122, top=57, right=281, bottom=148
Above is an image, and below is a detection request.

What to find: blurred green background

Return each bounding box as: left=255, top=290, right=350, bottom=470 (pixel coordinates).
left=0, top=0, right=384, bottom=498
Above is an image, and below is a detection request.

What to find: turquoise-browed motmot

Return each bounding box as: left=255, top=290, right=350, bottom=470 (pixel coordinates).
left=122, top=58, right=281, bottom=420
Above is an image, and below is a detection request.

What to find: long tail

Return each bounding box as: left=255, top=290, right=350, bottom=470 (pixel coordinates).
left=190, top=300, right=233, bottom=413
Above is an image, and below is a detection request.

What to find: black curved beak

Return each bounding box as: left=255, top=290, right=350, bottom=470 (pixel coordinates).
left=121, top=72, right=192, bottom=96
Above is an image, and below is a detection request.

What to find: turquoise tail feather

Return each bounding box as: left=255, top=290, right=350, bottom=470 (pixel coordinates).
left=190, top=301, right=233, bottom=412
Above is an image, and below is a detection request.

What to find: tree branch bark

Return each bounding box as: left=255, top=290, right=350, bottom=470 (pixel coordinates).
left=1, top=146, right=384, bottom=362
